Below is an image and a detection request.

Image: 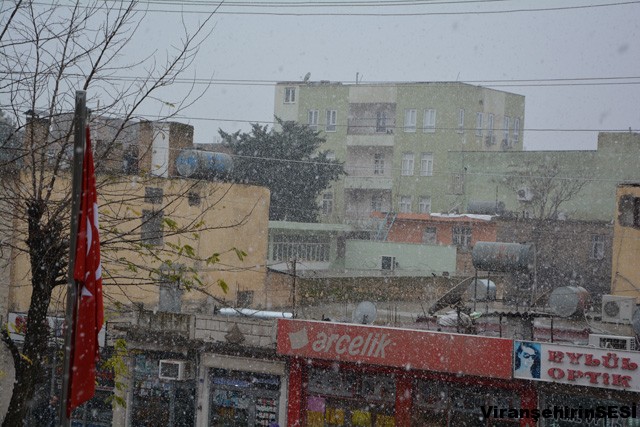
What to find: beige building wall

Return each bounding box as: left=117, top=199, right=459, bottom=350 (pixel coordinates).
left=8, top=174, right=271, bottom=317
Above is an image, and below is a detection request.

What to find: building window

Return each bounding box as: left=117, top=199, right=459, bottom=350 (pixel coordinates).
left=452, top=226, right=472, bottom=248
left=420, top=153, right=433, bottom=177
left=284, top=87, right=296, bottom=103
left=513, top=118, right=520, bottom=144
left=423, top=109, right=436, bottom=133
left=618, top=195, right=640, bottom=228
left=187, top=191, right=201, bottom=206
left=237, top=290, right=254, bottom=307
left=422, top=226, right=437, bottom=244
left=399, top=196, right=412, bottom=213
left=321, top=192, right=333, bottom=215
left=451, top=173, right=464, bottom=195
left=401, top=153, right=414, bottom=176
left=503, top=116, right=510, bottom=146
left=590, top=235, right=605, bottom=260
left=308, top=110, right=319, bottom=130
left=371, top=195, right=383, bottom=212
left=404, top=109, right=417, bottom=132
left=145, top=187, right=163, bottom=204
left=141, top=209, right=164, bottom=246
left=475, top=112, right=483, bottom=137
left=376, top=111, right=387, bottom=133
left=486, top=113, right=495, bottom=144
left=271, top=234, right=330, bottom=262
left=325, top=150, right=336, bottom=161
left=373, top=153, right=385, bottom=175
left=326, top=110, right=337, bottom=132
left=419, top=196, right=431, bottom=214
left=457, top=109, right=465, bottom=133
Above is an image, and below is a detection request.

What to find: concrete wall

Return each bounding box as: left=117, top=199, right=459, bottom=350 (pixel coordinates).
left=344, top=239, right=457, bottom=275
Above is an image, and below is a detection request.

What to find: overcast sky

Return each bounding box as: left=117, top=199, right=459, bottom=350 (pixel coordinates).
left=126, top=0, right=640, bottom=151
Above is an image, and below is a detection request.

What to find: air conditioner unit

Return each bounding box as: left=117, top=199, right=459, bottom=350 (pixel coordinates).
left=159, top=360, right=190, bottom=381
left=588, top=334, right=636, bottom=351
left=516, top=187, right=534, bottom=202
left=601, top=295, right=636, bottom=324
left=381, top=255, right=396, bottom=271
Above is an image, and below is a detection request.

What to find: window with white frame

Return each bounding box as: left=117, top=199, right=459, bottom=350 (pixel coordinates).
left=423, top=109, right=436, bottom=132
left=457, top=109, right=465, bottom=133
left=284, top=87, right=296, bottom=103
left=326, top=110, right=337, bottom=132
left=308, top=110, right=319, bottom=130
left=503, top=116, right=510, bottom=146
left=475, top=112, right=483, bottom=136
left=399, top=196, right=412, bottom=213
left=590, top=235, right=605, bottom=260
left=422, top=226, right=437, bottom=244
left=420, top=153, right=433, bottom=176
left=373, top=153, right=385, bottom=175
left=371, top=195, right=383, bottom=212
left=322, top=192, right=333, bottom=215
left=452, top=226, right=472, bottom=248
left=419, top=196, right=432, bottom=214
left=404, top=109, right=417, bottom=132
left=513, top=118, right=520, bottom=144
left=487, top=113, right=494, bottom=143
left=401, top=153, right=414, bottom=176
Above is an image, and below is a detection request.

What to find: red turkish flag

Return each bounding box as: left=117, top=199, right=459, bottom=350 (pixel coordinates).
left=68, top=126, right=103, bottom=415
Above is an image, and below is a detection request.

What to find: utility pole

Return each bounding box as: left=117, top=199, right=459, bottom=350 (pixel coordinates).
left=59, top=90, right=87, bottom=426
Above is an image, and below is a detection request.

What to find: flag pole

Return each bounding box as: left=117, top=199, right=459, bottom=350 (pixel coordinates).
left=59, top=90, right=87, bottom=426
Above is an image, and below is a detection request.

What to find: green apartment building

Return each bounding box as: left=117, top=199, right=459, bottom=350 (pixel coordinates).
left=274, top=81, right=525, bottom=228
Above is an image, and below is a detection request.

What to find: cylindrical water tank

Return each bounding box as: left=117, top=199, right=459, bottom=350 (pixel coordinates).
left=472, top=242, right=535, bottom=272
left=548, top=286, right=590, bottom=317
left=468, top=279, right=497, bottom=301
left=175, top=150, right=233, bottom=179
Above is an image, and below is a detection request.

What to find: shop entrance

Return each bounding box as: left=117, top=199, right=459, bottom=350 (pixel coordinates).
left=208, top=368, right=281, bottom=426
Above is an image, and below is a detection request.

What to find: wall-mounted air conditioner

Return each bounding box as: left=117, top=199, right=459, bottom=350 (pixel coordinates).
left=516, top=187, right=534, bottom=202
left=601, top=295, right=636, bottom=324
left=381, top=255, right=396, bottom=271
left=588, top=334, right=636, bottom=351
left=159, top=360, right=190, bottom=381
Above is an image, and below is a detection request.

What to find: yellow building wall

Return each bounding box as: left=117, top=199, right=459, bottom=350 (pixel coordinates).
left=8, top=173, right=271, bottom=317
left=611, top=184, right=640, bottom=302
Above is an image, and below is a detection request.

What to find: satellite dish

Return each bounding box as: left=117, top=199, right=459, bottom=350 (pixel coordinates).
left=352, top=301, right=377, bottom=325
left=303, top=72, right=311, bottom=82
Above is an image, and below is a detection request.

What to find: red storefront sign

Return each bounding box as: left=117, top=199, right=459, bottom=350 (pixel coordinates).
left=277, top=319, right=513, bottom=379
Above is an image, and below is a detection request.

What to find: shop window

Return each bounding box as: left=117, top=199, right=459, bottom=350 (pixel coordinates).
left=209, top=368, right=280, bottom=426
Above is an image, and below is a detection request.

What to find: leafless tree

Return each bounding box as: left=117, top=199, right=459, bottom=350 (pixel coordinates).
left=0, top=1, right=243, bottom=424
left=498, top=159, right=588, bottom=220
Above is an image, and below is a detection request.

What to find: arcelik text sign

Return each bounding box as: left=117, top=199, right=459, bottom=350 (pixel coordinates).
left=514, top=341, right=640, bottom=392
left=277, top=319, right=513, bottom=379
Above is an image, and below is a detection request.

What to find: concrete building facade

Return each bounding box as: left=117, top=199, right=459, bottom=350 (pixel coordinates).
left=274, top=81, right=526, bottom=229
